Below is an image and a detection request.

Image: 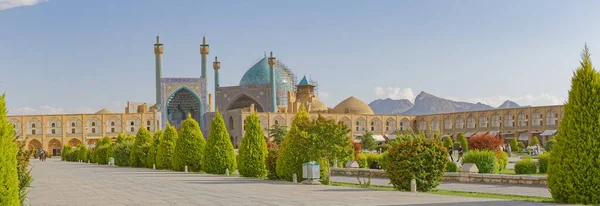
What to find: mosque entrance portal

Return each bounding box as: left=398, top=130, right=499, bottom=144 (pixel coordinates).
left=166, top=87, right=202, bottom=128
left=226, top=94, right=264, bottom=112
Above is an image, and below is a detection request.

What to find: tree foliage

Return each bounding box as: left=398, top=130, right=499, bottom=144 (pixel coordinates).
left=0, top=93, right=20, bottom=206
left=442, top=136, right=454, bottom=149
left=386, top=134, right=447, bottom=192
left=114, top=139, right=134, bottom=166
left=276, top=106, right=312, bottom=181
left=360, top=131, right=377, bottom=151
left=352, top=142, right=362, bottom=161
left=14, top=139, right=34, bottom=203
left=468, top=134, right=503, bottom=151
left=202, top=110, right=236, bottom=174
left=172, top=114, right=206, bottom=172
left=457, top=134, right=468, bottom=152
left=531, top=136, right=540, bottom=146
left=130, top=127, right=153, bottom=168
left=157, top=124, right=178, bottom=170
left=545, top=136, right=556, bottom=152
left=307, top=115, right=353, bottom=185
left=510, top=137, right=519, bottom=152
left=146, top=130, right=162, bottom=168
left=548, top=45, right=600, bottom=204
left=76, top=144, right=88, bottom=162
left=238, top=112, right=269, bottom=177
left=268, top=125, right=287, bottom=144
left=266, top=142, right=279, bottom=179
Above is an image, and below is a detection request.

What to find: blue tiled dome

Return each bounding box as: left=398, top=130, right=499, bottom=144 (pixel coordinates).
left=239, top=57, right=295, bottom=106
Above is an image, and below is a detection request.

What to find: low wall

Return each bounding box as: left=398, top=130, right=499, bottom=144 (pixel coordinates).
left=330, top=168, right=547, bottom=186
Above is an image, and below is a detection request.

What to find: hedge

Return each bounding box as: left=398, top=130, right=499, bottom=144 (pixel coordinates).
left=515, top=158, right=537, bottom=174
left=461, top=150, right=498, bottom=174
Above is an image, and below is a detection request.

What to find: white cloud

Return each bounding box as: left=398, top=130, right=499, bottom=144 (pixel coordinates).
left=0, top=0, right=48, bottom=10
left=373, top=86, right=564, bottom=107
left=374, top=86, right=416, bottom=102
left=319, top=91, right=330, bottom=99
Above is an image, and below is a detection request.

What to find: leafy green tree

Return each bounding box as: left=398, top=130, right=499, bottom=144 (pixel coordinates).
left=62, top=145, right=72, bottom=161
left=443, top=136, right=454, bottom=149
left=0, top=94, right=20, bottom=205
left=76, top=144, right=88, bottom=162
left=130, top=127, right=153, bottom=167
left=307, top=115, right=353, bottom=185
left=531, top=136, right=540, bottom=146
left=146, top=130, right=162, bottom=168
left=510, top=137, right=519, bottom=152
left=173, top=114, right=206, bottom=172
left=157, top=124, right=178, bottom=170
left=545, top=136, right=556, bottom=152
left=268, top=125, right=287, bottom=144
left=276, top=106, right=312, bottom=181
left=360, top=131, right=377, bottom=151
left=203, top=111, right=236, bottom=174
left=457, top=134, right=468, bottom=152
left=114, top=139, right=134, bottom=166
left=14, top=138, right=34, bottom=203
left=548, top=45, right=600, bottom=204
left=238, top=112, right=269, bottom=177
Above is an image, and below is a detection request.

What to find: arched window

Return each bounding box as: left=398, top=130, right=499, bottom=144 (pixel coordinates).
left=71, top=122, right=75, bottom=127
left=147, top=127, right=150, bottom=131
left=91, top=122, right=96, bottom=127
left=51, top=123, right=56, bottom=127
left=130, top=121, right=134, bottom=126
left=147, top=120, right=151, bottom=126
left=31, top=123, right=36, bottom=128
left=111, top=121, right=115, bottom=126
left=91, top=128, right=96, bottom=133
left=229, top=116, right=234, bottom=130
left=274, top=120, right=279, bottom=125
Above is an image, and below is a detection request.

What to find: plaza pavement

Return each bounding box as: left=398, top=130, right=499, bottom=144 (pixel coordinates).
left=28, top=159, right=555, bottom=206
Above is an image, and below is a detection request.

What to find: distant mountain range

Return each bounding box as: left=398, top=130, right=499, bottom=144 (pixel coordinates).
left=368, top=91, right=527, bottom=115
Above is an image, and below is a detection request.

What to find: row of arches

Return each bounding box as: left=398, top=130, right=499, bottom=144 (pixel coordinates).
left=8, top=116, right=157, bottom=138
left=26, top=138, right=84, bottom=156
left=418, top=109, right=560, bottom=132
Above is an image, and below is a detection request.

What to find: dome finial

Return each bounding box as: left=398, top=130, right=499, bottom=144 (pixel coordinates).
left=264, top=51, right=267, bottom=58
left=156, top=35, right=160, bottom=44
left=203, top=36, right=206, bottom=44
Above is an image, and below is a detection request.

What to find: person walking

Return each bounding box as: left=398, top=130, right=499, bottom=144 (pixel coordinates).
left=448, top=145, right=454, bottom=162
left=457, top=145, right=464, bottom=162
left=507, top=144, right=512, bottom=157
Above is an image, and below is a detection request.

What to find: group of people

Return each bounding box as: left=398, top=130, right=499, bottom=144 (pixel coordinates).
left=34, top=150, right=48, bottom=162
left=447, top=145, right=464, bottom=162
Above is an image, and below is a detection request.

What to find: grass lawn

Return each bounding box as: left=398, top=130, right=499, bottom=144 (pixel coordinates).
left=330, top=182, right=554, bottom=203
left=498, top=169, right=547, bottom=176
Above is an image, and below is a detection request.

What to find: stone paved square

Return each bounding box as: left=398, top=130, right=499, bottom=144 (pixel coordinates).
left=28, top=159, right=557, bottom=206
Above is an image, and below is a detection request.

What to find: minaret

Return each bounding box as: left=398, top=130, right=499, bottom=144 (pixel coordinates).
left=268, top=52, right=277, bottom=112
left=154, top=35, right=164, bottom=110
left=213, top=56, right=221, bottom=112
left=200, top=36, right=209, bottom=79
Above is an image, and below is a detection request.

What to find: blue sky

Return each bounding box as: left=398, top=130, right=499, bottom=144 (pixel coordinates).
left=2, top=0, right=599, bottom=115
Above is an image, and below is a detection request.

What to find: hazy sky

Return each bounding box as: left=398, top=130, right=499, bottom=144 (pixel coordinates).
left=2, top=0, right=599, bottom=115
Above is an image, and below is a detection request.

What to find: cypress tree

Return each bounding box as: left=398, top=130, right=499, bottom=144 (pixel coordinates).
left=238, top=112, right=269, bottom=177
left=548, top=45, right=600, bottom=204
left=130, top=127, right=152, bottom=167
left=276, top=105, right=312, bottom=181
left=146, top=130, right=162, bottom=168
left=202, top=110, right=236, bottom=174
left=172, top=114, right=206, bottom=172
left=0, top=94, right=20, bottom=205
left=457, top=134, right=468, bottom=152
left=510, top=137, right=519, bottom=152
left=531, top=136, right=540, bottom=146
left=157, top=124, right=178, bottom=170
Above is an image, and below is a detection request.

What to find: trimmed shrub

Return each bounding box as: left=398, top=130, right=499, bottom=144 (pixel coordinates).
left=157, top=124, right=178, bottom=170
left=545, top=137, right=556, bottom=152
left=531, top=136, right=540, bottom=146
left=76, top=144, right=88, bottom=162
left=538, top=153, right=550, bottom=174
left=237, top=112, right=268, bottom=178
left=276, top=106, right=312, bottom=181
left=146, top=130, right=162, bottom=168
left=386, top=134, right=446, bottom=192
left=88, top=148, right=95, bottom=163
left=468, top=134, right=503, bottom=151
left=443, top=136, right=454, bottom=149
left=358, top=153, right=381, bottom=168
left=130, top=127, right=153, bottom=168
left=515, top=159, right=537, bottom=174
left=114, top=139, right=134, bottom=166
left=461, top=150, right=499, bottom=174
left=172, top=115, right=206, bottom=172
left=445, top=160, right=459, bottom=172
left=457, top=134, right=468, bottom=152
left=497, top=151, right=509, bottom=172
left=202, top=110, right=236, bottom=174
left=517, top=142, right=525, bottom=152
left=266, top=143, right=279, bottom=179
left=62, top=145, right=72, bottom=161
left=357, top=153, right=368, bottom=168
left=95, top=143, right=114, bottom=165
left=0, top=94, right=20, bottom=205
left=510, top=138, right=519, bottom=152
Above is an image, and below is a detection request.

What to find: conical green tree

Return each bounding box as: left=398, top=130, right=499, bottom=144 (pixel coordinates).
left=531, top=136, right=540, bottom=146
left=457, top=134, right=468, bottom=152
left=130, top=127, right=153, bottom=167
left=237, top=112, right=269, bottom=177
left=548, top=45, right=600, bottom=204
left=173, top=114, right=206, bottom=172
left=276, top=105, right=312, bottom=181
left=202, top=110, right=236, bottom=174
left=146, top=130, right=162, bottom=168
left=156, top=124, right=178, bottom=170
left=0, top=94, right=20, bottom=205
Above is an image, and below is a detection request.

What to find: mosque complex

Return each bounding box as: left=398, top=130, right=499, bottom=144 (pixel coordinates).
left=7, top=36, right=564, bottom=156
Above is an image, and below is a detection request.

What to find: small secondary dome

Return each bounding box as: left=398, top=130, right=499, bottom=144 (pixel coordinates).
left=95, top=109, right=113, bottom=114
left=309, top=99, right=328, bottom=112
left=331, top=96, right=374, bottom=115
